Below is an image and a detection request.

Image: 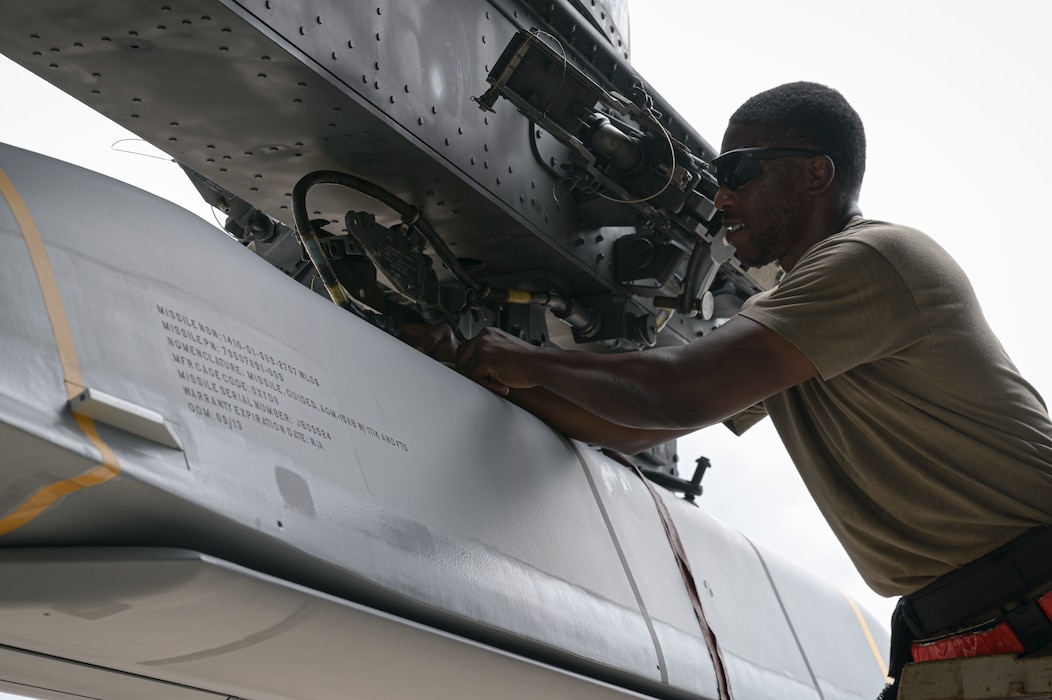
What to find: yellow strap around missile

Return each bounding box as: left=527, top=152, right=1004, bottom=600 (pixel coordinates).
left=0, top=164, right=120, bottom=537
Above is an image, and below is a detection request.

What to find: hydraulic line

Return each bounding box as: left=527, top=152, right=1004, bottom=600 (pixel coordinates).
left=504, top=289, right=601, bottom=339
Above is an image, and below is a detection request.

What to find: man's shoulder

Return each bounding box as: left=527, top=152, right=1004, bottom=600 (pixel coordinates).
left=804, top=218, right=955, bottom=275
left=826, top=218, right=940, bottom=252
left=745, top=217, right=954, bottom=327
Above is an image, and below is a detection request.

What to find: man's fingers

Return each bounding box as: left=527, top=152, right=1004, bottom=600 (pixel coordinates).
left=455, top=336, right=481, bottom=372
left=453, top=327, right=533, bottom=394
left=401, top=322, right=458, bottom=363
left=456, top=340, right=504, bottom=394
left=481, top=376, right=510, bottom=396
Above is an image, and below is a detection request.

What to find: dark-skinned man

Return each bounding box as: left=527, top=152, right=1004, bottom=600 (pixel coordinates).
left=411, top=82, right=1052, bottom=699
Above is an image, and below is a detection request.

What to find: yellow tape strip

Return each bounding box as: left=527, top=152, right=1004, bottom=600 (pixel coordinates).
left=0, top=168, right=84, bottom=397
left=843, top=590, right=891, bottom=679
left=505, top=289, right=533, bottom=305
left=0, top=164, right=121, bottom=536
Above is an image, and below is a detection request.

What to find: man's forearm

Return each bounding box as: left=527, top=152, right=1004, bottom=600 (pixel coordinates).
left=507, top=385, right=693, bottom=454
left=522, top=345, right=693, bottom=430
left=456, top=316, right=818, bottom=434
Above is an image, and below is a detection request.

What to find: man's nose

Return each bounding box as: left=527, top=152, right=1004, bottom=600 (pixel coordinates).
left=713, top=185, right=734, bottom=211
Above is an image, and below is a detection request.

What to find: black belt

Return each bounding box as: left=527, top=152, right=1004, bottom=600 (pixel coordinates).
left=882, top=525, right=1052, bottom=700
left=901, top=524, right=1052, bottom=642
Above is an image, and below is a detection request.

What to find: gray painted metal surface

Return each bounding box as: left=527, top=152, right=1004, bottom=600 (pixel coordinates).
left=0, top=549, right=658, bottom=700
left=0, top=142, right=889, bottom=700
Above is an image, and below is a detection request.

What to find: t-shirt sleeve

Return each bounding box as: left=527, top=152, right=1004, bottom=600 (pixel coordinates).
left=738, top=240, right=930, bottom=380
left=724, top=403, right=768, bottom=435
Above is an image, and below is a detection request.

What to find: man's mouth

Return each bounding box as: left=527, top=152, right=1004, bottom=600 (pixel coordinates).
left=724, top=222, right=745, bottom=243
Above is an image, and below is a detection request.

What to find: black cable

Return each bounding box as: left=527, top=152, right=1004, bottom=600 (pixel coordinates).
left=291, top=170, right=486, bottom=296
left=291, top=170, right=605, bottom=342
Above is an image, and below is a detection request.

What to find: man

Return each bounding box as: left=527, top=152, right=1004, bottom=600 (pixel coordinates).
left=423, top=82, right=1052, bottom=697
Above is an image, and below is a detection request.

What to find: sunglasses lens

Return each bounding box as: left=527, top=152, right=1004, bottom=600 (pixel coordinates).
left=714, top=153, right=761, bottom=189
left=713, top=147, right=827, bottom=189
left=729, top=158, right=761, bottom=189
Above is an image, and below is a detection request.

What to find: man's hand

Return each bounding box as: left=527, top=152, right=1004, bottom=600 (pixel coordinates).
left=456, top=327, right=538, bottom=396
left=400, top=322, right=459, bottom=364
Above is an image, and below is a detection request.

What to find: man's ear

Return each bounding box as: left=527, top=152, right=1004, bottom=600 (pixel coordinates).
left=807, top=155, right=836, bottom=194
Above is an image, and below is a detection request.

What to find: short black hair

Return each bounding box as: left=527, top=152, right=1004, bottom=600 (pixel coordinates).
left=729, top=82, right=866, bottom=196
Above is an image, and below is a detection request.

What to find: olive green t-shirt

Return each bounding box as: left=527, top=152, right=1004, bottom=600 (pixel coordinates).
left=734, top=218, right=1052, bottom=596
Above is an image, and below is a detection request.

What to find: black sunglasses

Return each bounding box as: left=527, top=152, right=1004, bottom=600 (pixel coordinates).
left=710, top=147, right=829, bottom=190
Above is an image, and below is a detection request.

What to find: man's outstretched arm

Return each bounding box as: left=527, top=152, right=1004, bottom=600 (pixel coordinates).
left=506, top=386, right=696, bottom=454
left=401, top=322, right=694, bottom=452
left=456, top=315, right=818, bottom=433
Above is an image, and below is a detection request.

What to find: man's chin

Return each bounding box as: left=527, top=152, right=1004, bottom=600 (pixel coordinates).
left=734, top=250, right=772, bottom=268
left=728, top=238, right=766, bottom=267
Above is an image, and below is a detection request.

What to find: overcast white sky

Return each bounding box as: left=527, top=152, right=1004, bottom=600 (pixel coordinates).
left=0, top=0, right=1048, bottom=651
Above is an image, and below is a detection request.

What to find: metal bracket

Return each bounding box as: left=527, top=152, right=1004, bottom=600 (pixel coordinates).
left=69, top=388, right=183, bottom=450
